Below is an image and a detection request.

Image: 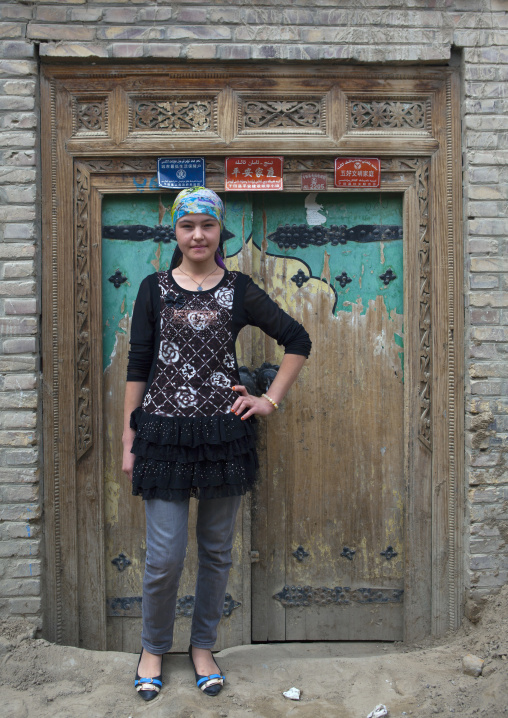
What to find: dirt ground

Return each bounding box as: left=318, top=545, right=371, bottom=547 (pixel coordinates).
left=1, top=586, right=507, bottom=718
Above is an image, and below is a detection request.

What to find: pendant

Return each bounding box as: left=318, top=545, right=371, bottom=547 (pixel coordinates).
left=197, top=286, right=203, bottom=291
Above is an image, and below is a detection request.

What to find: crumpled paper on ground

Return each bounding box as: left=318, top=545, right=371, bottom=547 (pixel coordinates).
left=367, top=705, right=389, bottom=718
left=282, top=687, right=301, bottom=700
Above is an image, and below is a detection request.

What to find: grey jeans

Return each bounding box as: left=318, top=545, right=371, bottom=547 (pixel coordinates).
left=141, top=495, right=241, bottom=654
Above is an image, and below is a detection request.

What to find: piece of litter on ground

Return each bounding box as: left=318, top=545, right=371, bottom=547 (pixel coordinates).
left=283, top=687, right=301, bottom=700
left=367, top=705, right=389, bottom=718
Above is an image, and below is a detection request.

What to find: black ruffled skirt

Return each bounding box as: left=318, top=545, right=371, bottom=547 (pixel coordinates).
left=130, top=407, right=258, bottom=501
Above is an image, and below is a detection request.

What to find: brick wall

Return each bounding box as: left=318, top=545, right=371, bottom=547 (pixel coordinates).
left=0, top=0, right=506, bottom=627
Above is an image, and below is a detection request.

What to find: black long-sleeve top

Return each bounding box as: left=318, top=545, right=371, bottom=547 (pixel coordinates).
left=127, top=270, right=311, bottom=386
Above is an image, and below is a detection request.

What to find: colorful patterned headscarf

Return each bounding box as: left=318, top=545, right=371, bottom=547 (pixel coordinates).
left=170, top=187, right=224, bottom=230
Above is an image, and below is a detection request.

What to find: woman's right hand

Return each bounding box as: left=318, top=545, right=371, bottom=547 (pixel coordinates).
left=122, top=429, right=136, bottom=481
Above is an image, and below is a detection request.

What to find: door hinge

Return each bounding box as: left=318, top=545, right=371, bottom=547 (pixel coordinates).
left=250, top=550, right=260, bottom=563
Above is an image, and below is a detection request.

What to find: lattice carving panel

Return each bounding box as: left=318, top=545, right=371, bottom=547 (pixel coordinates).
left=129, top=95, right=218, bottom=134
left=238, top=95, right=326, bottom=134
left=348, top=99, right=430, bottom=133
left=73, top=96, right=108, bottom=136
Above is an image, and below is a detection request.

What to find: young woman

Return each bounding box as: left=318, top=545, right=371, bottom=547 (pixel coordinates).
left=122, top=187, right=311, bottom=700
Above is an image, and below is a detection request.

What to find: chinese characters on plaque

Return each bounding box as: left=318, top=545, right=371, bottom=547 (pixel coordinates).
left=157, top=157, right=205, bottom=189
left=334, top=158, right=381, bottom=188
left=225, top=157, right=284, bottom=191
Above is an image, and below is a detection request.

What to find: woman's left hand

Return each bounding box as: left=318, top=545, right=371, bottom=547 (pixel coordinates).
left=231, top=385, right=275, bottom=420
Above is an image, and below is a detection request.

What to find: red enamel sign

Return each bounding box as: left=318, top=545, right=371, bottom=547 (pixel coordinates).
left=301, top=172, right=327, bottom=191
left=334, top=158, right=381, bottom=188
left=225, top=156, right=283, bottom=191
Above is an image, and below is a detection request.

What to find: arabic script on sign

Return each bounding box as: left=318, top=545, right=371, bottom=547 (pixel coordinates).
left=225, top=157, right=284, bottom=191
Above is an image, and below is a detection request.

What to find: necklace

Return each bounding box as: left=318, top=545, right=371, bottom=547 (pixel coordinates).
left=177, top=265, right=219, bottom=291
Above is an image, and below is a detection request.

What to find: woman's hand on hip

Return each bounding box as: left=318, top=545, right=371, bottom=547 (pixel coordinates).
left=231, top=385, right=275, bottom=420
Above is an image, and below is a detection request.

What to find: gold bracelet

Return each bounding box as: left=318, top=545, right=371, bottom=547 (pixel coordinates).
left=262, top=393, right=279, bottom=410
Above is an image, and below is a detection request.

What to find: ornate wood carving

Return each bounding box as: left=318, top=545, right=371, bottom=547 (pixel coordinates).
left=73, top=97, right=108, bottom=136
left=417, top=161, right=431, bottom=450
left=239, top=97, right=325, bottom=133
left=130, top=97, right=215, bottom=133
left=349, top=99, right=429, bottom=132
left=83, top=158, right=157, bottom=173
left=75, top=164, right=92, bottom=459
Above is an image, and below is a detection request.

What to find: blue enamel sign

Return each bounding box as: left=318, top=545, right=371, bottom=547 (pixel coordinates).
left=157, top=157, right=205, bottom=189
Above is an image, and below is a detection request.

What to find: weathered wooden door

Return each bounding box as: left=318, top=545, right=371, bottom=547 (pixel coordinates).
left=101, top=189, right=404, bottom=647
left=247, top=193, right=405, bottom=640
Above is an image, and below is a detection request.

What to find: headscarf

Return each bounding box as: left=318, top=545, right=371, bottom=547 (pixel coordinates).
left=170, top=187, right=224, bottom=230
left=169, top=187, right=226, bottom=270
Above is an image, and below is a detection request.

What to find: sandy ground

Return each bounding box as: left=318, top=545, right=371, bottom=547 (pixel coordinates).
left=1, top=587, right=507, bottom=718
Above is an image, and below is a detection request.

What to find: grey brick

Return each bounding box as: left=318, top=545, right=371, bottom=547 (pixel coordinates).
left=0, top=356, right=37, bottom=372
left=0, top=61, right=37, bottom=77
left=0, top=24, right=23, bottom=39
left=177, top=8, right=207, bottom=23
left=0, top=5, right=33, bottom=20
left=27, top=24, right=96, bottom=42
left=468, top=238, right=499, bottom=253
left=2, top=224, right=34, bottom=240
left=1, top=261, right=35, bottom=279
left=0, top=43, right=35, bottom=60
left=39, top=43, right=110, bottom=58
left=0, top=522, right=40, bottom=539
left=0, top=131, right=36, bottom=148
left=0, top=484, right=38, bottom=502
left=35, top=5, right=70, bottom=22
left=469, top=219, right=508, bottom=236
left=0, top=447, right=38, bottom=467
left=110, top=43, right=144, bottom=58
left=469, top=292, right=508, bottom=308
left=1, top=374, right=36, bottom=390
left=0, top=411, right=37, bottom=429
left=102, top=7, right=138, bottom=23
left=469, top=274, right=499, bottom=289
left=1, top=151, right=36, bottom=167
left=0, top=79, right=36, bottom=96
left=2, top=338, right=37, bottom=354
left=471, top=257, right=508, bottom=273
left=186, top=44, right=217, bottom=60
left=144, top=44, right=181, bottom=58
left=4, top=298, right=38, bottom=313
left=0, top=280, right=36, bottom=297
left=0, top=244, right=35, bottom=260
left=0, top=540, right=40, bottom=558
left=70, top=7, right=103, bottom=22
left=165, top=26, right=231, bottom=40
left=0, top=467, right=38, bottom=484
left=6, top=560, right=41, bottom=579
left=0, top=392, right=37, bottom=410
left=0, top=113, right=38, bottom=131
left=8, top=597, right=41, bottom=615
left=469, top=308, right=500, bottom=325
left=0, top=316, right=37, bottom=334
left=0, top=168, right=36, bottom=185
left=97, top=26, right=164, bottom=40
left=137, top=7, right=172, bottom=22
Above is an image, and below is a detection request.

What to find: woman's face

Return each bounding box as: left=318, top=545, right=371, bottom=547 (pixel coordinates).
left=174, top=214, right=221, bottom=264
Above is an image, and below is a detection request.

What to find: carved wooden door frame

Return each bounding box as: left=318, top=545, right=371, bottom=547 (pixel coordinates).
left=40, top=62, right=463, bottom=648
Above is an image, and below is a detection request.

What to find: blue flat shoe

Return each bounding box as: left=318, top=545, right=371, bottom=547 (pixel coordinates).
left=188, top=644, right=225, bottom=696
left=135, top=648, right=163, bottom=701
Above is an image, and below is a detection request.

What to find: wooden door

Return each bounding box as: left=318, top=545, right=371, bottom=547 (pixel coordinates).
left=41, top=63, right=463, bottom=649
left=249, top=192, right=405, bottom=640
